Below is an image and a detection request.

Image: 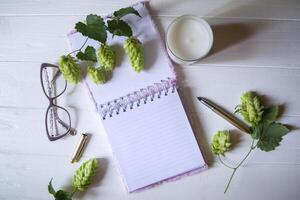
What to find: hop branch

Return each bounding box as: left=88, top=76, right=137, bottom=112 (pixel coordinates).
left=59, top=6, right=143, bottom=85
left=48, top=158, right=99, bottom=199
left=211, top=91, right=290, bottom=193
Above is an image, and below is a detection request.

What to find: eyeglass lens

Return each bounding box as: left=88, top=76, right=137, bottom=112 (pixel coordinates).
left=46, top=105, right=71, bottom=140
left=41, top=65, right=66, bottom=99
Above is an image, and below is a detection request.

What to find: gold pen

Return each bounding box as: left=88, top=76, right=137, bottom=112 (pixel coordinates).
left=197, top=97, right=250, bottom=133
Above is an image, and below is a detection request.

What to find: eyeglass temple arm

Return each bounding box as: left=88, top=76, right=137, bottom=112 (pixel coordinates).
left=51, top=70, right=61, bottom=86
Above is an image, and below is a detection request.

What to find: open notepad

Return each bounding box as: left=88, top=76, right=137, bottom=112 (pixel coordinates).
left=68, top=2, right=206, bottom=192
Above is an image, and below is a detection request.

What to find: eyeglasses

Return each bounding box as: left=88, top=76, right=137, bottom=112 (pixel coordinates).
left=40, top=63, right=77, bottom=141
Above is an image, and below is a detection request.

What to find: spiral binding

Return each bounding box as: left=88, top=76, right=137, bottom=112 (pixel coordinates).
left=98, top=78, right=177, bottom=120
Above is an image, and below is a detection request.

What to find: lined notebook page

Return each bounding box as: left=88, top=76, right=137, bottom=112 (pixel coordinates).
left=103, top=90, right=206, bottom=192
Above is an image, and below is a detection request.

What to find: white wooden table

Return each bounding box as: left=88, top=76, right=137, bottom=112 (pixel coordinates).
left=1, top=0, right=300, bottom=199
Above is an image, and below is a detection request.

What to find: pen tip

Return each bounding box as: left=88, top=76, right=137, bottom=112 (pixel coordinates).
left=197, top=97, right=203, bottom=101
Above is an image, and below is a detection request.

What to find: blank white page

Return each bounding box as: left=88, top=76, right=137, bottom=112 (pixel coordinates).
left=102, top=89, right=206, bottom=192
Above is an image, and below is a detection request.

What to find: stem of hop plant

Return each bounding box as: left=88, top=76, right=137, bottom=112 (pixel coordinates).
left=220, top=139, right=256, bottom=193
left=70, top=189, right=77, bottom=197
left=218, top=155, right=235, bottom=170
left=68, top=37, right=89, bottom=56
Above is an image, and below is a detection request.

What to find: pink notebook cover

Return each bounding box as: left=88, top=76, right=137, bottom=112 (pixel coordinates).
left=68, top=1, right=207, bottom=192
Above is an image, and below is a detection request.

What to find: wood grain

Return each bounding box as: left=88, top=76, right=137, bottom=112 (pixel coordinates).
left=0, top=0, right=300, bottom=199
left=1, top=0, right=300, bottom=20
left=1, top=16, right=300, bottom=68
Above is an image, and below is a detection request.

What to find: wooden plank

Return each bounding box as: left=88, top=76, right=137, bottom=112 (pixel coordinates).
left=1, top=153, right=299, bottom=200
left=1, top=63, right=300, bottom=116
left=157, top=17, right=300, bottom=68
left=0, top=0, right=136, bottom=16
left=0, top=154, right=121, bottom=200
left=0, top=16, right=299, bottom=68
left=0, top=107, right=111, bottom=157
left=151, top=0, right=300, bottom=20
left=0, top=62, right=96, bottom=110
left=179, top=65, right=300, bottom=116
left=1, top=0, right=300, bottom=21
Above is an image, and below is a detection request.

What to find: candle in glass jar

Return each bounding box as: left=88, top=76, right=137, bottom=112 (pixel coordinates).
left=166, top=15, right=213, bottom=64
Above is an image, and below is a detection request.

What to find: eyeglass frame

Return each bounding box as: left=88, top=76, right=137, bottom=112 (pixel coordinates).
left=40, top=63, right=76, bottom=141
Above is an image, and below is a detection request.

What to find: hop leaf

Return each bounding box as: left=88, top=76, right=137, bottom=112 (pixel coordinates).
left=113, top=7, right=141, bottom=19
left=88, top=66, right=106, bottom=84
left=54, top=190, right=72, bottom=200
left=76, top=46, right=97, bottom=62
left=262, top=105, right=279, bottom=122
left=75, top=14, right=107, bottom=43
left=107, top=19, right=133, bottom=37
left=236, top=92, right=264, bottom=125
left=72, top=158, right=99, bottom=191
left=48, top=179, right=56, bottom=195
left=211, top=130, right=231, bottom=156
left=48, top=179, right=72, bottom=200
left=98, top=44, right=116, bottom=71
left=59, top=55, right=81, bottom=84
left=123, top=37, right=144, bottom=73
left=251, top=121, right=290, bottom=152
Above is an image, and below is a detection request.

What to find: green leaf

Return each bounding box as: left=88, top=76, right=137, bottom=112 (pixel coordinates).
left=86, top=14, right=104, bottom=26
left=262, top=105, right=279, bottom=122
left=266, top=122, right=289, bottom=137
left=75, top=14, right=107, bottom=43
left=48, top=179, right=56, bottom=196
left=113, top=7, right=141, bottom=19
left=75, top=22, right=87, bottom=35
left=76, top=46, right=97, bottom=62
left=54, top=190, right=72, bottom=200
left=48, top=179, right=71, bottom=200
left=107, top=19, right=132, bottom=37
left=251, top=121, right=290, bottom=152
left=250, top=122, right=265, bottom=140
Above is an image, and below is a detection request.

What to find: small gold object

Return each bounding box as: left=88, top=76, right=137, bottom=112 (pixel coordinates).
left=71, top=133, right=89, bottom=163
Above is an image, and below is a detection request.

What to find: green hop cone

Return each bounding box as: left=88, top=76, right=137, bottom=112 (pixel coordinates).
left=59, top=55, right=81, bottom=84
left=123, top=37, right=144, bottom=73
left=211, top=130, right=231, bottom=156
left=72, top=158, right=99, bottom=192
left=88, top=66, right=106, bottom=84
left=98, top=44, right=116, bottom=71
left=236, top=92, right=264, bottom=125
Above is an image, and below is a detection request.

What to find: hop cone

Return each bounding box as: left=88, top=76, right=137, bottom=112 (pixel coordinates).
left=98, top=44, right=116, bottom=71
left=123, top=37, right=144, bottom=73
left=88, top=66, right=106, bottom=84
left=236, top=92, right=264, bottom=125
left=59, top=55, right=81, bottom=84
left=211, top=130, right=231, bottom=156
left=72, top=158, right=99, bottom=191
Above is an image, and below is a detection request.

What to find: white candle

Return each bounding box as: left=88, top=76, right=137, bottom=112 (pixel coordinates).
left=166, top=15, right=213, bottom=64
